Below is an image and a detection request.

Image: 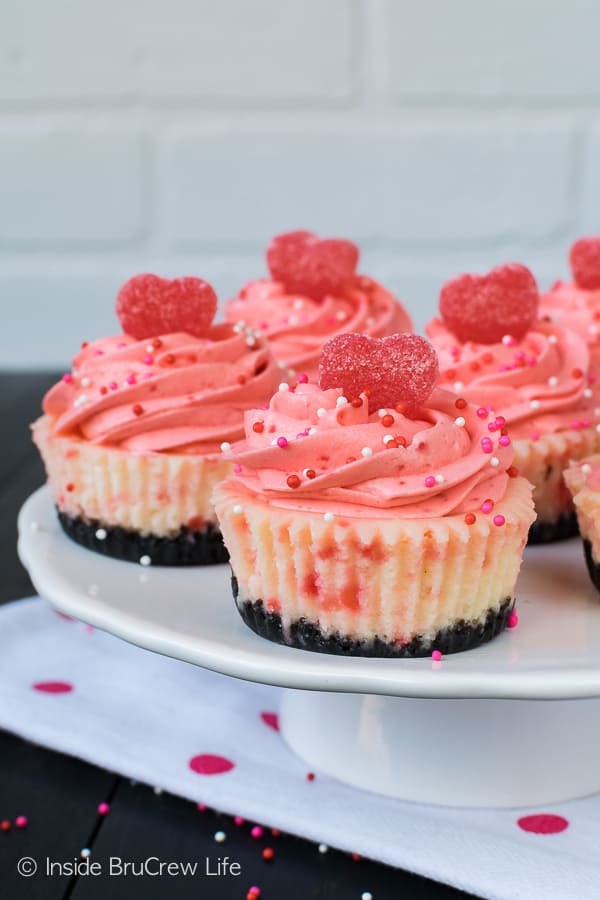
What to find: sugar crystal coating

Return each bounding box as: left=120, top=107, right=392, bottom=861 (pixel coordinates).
left=319, top=332, right=439, bottom=413
left=439, top=263, right=539, bottom=344
left=570, top=236, right=600, bottom=290
left=266, top=230, right=359, bottom=302
left=116, top=274, right=217, bottom=340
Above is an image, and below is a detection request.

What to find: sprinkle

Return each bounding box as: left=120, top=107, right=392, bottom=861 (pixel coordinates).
left=214, top=831, right=226, bottom=843
left=306, top=772, right=316, bottom=781
left=15, top=816, right=27, bottom=829
left=464, top=513, right=476, bottom=525
left=455, top=398, right=467, bottom=409
left=308, top=427, right=317, bottom=435
left=277, top=360, right=287, bottom=369
left=246, top=336, right=256, bottom=347
left=507, top=465, right=519, bottom=477
left=495, top=416, right=506, bottom=427
left=247, top=889, right=261, bottom=900
left=502, top=335, right=515, bottom=346
left=277, top=436, right=288, bottom=448
left=531, top=430, right=540, bottom=441
left=507, top=611, right=519, bottom=628
left=132, top=403, right=144, bottom=416
left=318, top=844, right=328, bottom=854
left=477, top=407, right=488, bottom=418
left=488, top=421, right=498, bottom=432
left=382, top=434, right=395, bottom=444
left=481, top=499, right=494, bottom=514
left=109, top=381, right=118, bottom=390
left=73, top=394, right=88, bottom=408
left=95, top=528, right=107, bottom=541
left=287, top=474, right=301, bottom=489
left=361, top=893, right=374, bottom=900
left=62, top=373, right=73, bottom=383
left=336, top=396, right=349, bottom=407
left=233, top=505, right=243, bottom=515
left=530, top=400, right=541, bottom=410
left=548, top=376, right=558, bottom=387
left=361, top=447, right=373, bottom=457
left=582, top=463, right=592, bottom=474
left=126, top=374, right=136, bottom=385
left=381, top=414, right=395, bottom=427
left=97, top=803, right=110, bottom=816
left=143, top=354, right=154, bottom=365
left=99, top=386, right=108, bottom=395
left=234, top=464, right=242, bottom=473
left=66, top=483, right=74, bottom=492
left=1, top=820, right=11, bottom=832
left=278, top=382, right=290, bottom=392
left=584, top=388, right=593, bottom=398
left=252, top=421, right=264, bottom=433
left=251, top=826, right=264, bottom=839
left=424, top=475, right=436, bottom=488
left=498, top=435, right=511, bottom=446
left=303, top=468, right=316, bottom=479
left=453, top=381, right=464, bottom=391
left=351, top=397, right=363, bottom=408
left=323, top=512, right=335, bottom=523
left=317, top=407, right=327, bottom=418
left=80, top=376, right=91, bottom=387
left=220, top=442, right=231, bottom=452
left=377, top=409, right=387, bottom=417
left=139, top=555, right=151, bottom=567
left=297, top=373, right=308, bottom=384
left=493, top=514, right=506, bottom=526
left=548, top=334, right=558, bottom=344
left=572, top=368, right=584, bottom=379
left=435, top=474, right=445, bottom=484
left=81, top=848, right=91, bottom=859
left=454, top=416, right=466, bottom=427
left=490, top=456, right=500, bottom=467
left=431, top=650, right=442, bottom=662
left=262, top=847, right=274, bottom=861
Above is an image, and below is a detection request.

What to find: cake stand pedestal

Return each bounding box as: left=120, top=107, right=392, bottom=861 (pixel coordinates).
left=18, top=486, right=600, bottom=808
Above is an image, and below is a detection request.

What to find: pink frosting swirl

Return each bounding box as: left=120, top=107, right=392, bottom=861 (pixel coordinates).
left=425, top=317, right=595, bottom=439
left=541, top=280, right=600, bottom=349
left=223, top=383, right=515, bottom=519
left=43, top=324, right=280, bottom=454
left=224, top=275, right=412, bottom=377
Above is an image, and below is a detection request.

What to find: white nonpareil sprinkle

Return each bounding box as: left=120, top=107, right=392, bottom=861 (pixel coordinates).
left=246, top=336, right=256, bottom=347
left=435, top=474, right=445, bottom=484
left=336, top=310, right=346, bottom=321
left=220, top=442, right=231, bottom=452
left=80, top=377, right=91, bottom=387
left=214, top=831, right=226, bottom=843
left=323, top=512, right=334, bottom=523
left=95, top=528, right=107, bottom=541
left=287, top=369, right=296, bottom=378
left=336, top=396, right=348, bottom=407
left=293, top=299, right=304, bottom=310
left=361, top=893, right=373, bottom=900
left=501, top=335, right=513, bottom=345
left=308, top=427, right=317, bottom=435
left=596, top=424, right=600, bottom=433
left=232, top=505, right=243, bottom=515
left=454, top=416, right=466, bottom=427
left=80, top=848, right=91, bottom=859
left=278, top=382, right=290, bottom=392
left=318, top=843, right=328, bottom=854
left=73, top=394, right=88, bottom=407
left=317, top=408, right=327, bottom=418
left=383, top=434, right=395, bottom=444
left=453, top=381, right=464, bottom=391
left=277, top=360, right=287, bottom=369
left=361, top=447, right=373, bottom=457
left=289, top=315, right=299, bottom=326
left=377, top=409, right=388, bottom=418
left=582, top=463, right=592, bottom=474
left=548, top=376, right=558, bottom=387
left=548, top=334, right=558, bottom=344
left=490, top=456, right=500, bottom=467
left=530, top=400, right=541, bottom=410
left=584, top=388, right=593, bottom=398
left=139, top=555, right=152, bottom=567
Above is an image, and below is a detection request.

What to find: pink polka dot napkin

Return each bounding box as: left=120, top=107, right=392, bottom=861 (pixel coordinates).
left=1, top=597, right=599, bottom=900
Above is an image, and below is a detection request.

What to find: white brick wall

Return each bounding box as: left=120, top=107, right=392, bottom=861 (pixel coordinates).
left=0, top=0, right=597, bottom=368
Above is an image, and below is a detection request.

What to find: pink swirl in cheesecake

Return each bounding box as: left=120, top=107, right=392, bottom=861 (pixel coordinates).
left=43, top=324, right=279, bottom=453
left=224, top=276, right=412, bottom=377
left=223, top=383, right=515, bottom=518
left=426, top=317, right=596, bottom=439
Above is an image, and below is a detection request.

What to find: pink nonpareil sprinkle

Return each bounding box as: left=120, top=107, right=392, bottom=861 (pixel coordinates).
left=507, top=611, right=519, bottom=628
left=297, top=373, right=309, bottom=384
left=251, top=826, right=263, bottom=839
left=62, top=373, right=73, bottom=383
left=498, top=435, right=511, bottom=446
left=493, top=514, right=506, bottom=526
left=234, top=816, right=245, bottom=826
left=143, top=354, right=154, bottom=365
left=98, top=803, right=110, bottom=815
left=477, top=407, right=488, bottom=418
left=424, top=475, right=436, bottom=488
left=276, top=436, right=288, bottom=448
left=431, top=650, right=442, bottom=662
left=234, top=464, right=242, bottom=474
left=126, top=374, right=136, bottom=385
left=109, top=381, right=118, bottom=391
left=531, top=431, right=540, bottom=441
left=481, top=499, right=494, bottom=514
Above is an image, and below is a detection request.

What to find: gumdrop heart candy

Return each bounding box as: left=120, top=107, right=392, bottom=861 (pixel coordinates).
left=570, top=237, right=600, bottom=291
left=266, top=230, right=359, bottom=301
left=116, top=274, right=218, bottom=340
left=319, top=333, right=439, bottom=413
left=439, top=264, right=539, bottom=344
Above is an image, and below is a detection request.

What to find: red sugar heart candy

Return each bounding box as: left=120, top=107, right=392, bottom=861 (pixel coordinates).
left=570, top=237, right=600, bottom=290
left=319, top=333, right=439, bottom=413
left=116, top=274, right=217, bottom=340
left=439, top=263, right=539, bottom=345
left=266, top=230, right=359, bottom=301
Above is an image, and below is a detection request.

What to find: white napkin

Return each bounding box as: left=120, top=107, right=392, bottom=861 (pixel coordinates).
left=0, top=597, right=598, bottom=900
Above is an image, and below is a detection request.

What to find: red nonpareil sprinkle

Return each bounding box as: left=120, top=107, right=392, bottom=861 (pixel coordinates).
left=237, top=374, right=247, bottom=385
left=350, top=396, right=363, bottom=408
left=572, top=368, right=584, bottom=379
left=507, top=465, right=519, bottom=477
left=66, top=483, right=74, bottom=492
left=439, top=263, right=539, bottom=344
left=351, top=853, right=361, bottom=862
left=234, top=816, right=245, bottom=826
left=271, top=828, right=281, bottom=837
left=385, top=440, right=399, bottom=449
left=252, top=421, right=264, bottom=433
left=319, top=333, right=439, bottom=414
left=570, top=237, right=600, bottom=290
left=454, top=397, right=467, bottom=409
left=99, top=386, right=108, bottom=395
left=81, top=341, right=89, bottom=349
left=395, top=435, right=408, bottom=447
left=464, top=513, right=476, bottom=525
left=163, top=353, right=175, bottom=365
left=132, top=404, right=144, bottom=416
left=381, top=414, right=395, bottom=427
left=304, top=469, right=316, bottom=479
left=482, top=352, right=494, bottom=363
left=262, top=848, right=274, bottom=861
left=286, top=474, right=301, bottom=489
left=345, top=456, right=356, bottom=464
left=306, top=772, right=315, bottom=781
left=116, top=274, right=218, bottom=340
left=1, top=820, right=10, bottom=832
left=266, top=230, right=359, bottom=302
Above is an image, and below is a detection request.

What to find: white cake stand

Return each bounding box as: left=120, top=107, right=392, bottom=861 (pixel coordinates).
left=18, top=486, right=600, bottom=808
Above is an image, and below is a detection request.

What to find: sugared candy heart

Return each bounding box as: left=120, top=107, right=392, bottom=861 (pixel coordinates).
left=570, top=237, right=600, bottom=290
left=266, top=230, right=359, bottom=301
left=439, top=263, right=539, bottom=344
left=116, top=274, right=217, bottom=340
left=319, top=333, right=439, bottom=413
